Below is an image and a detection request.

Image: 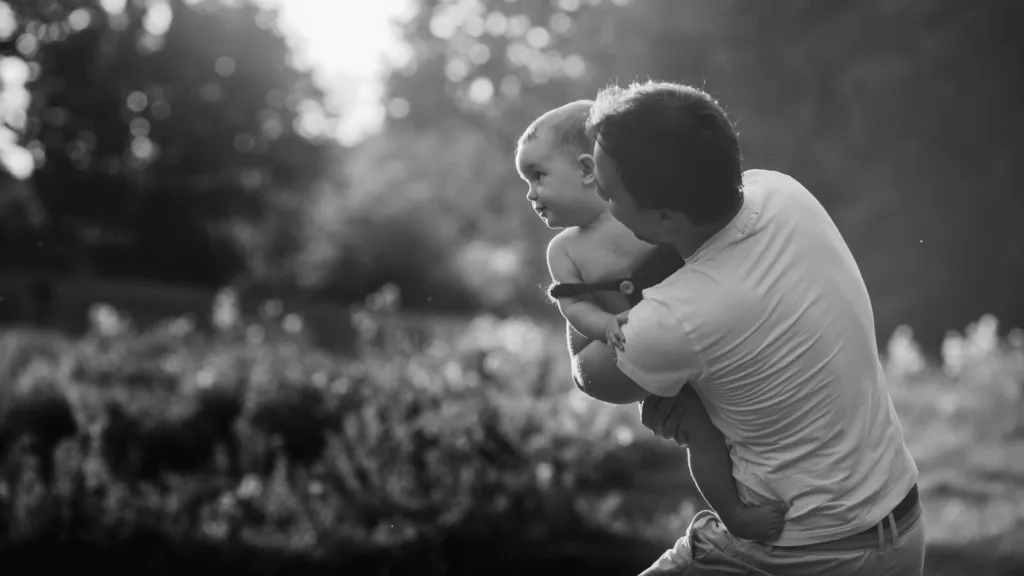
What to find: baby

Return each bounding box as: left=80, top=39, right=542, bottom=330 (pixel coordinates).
left=515, top=101, right=787, bottom=542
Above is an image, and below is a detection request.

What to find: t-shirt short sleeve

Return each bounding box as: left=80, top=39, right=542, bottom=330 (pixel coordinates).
left=615, top=298, right=704, bottom=397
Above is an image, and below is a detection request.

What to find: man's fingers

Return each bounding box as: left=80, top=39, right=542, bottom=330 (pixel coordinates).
left=641, top=394, right=689, bottom=439
left=661, top=402, right=688, bottom=440
left=640, top=395, right=666, bottom=430
left=652, top=401, right=682, bottom=438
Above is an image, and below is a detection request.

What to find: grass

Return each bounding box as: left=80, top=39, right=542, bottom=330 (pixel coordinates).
left=0, top=288, right=1022, bottom=574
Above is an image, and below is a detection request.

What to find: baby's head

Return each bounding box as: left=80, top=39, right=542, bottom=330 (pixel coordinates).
left=515, top=100, right=606, bottom=229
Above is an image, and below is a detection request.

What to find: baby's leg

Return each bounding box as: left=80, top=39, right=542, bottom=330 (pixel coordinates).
left=675, top=385, right=787, bottom=542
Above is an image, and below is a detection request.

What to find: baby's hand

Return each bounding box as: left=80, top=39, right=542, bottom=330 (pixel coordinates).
left=725, top=502, right=788, bottom=542
left=605, top=312, right=628, bottom=351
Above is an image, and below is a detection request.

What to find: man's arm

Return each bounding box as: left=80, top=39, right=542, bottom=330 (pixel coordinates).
left=613, top=299, right=703, bottom=397
left=640, top=389, right=788, bottom=540
left=559, top=299, right=615, bottom=342
left=565, top=321, right=649, bottom=405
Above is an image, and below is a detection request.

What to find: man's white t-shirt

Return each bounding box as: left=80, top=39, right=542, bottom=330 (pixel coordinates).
left=617, top=169, right=919, bottom=546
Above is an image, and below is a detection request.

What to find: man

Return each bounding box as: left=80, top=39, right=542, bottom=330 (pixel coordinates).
left=566, top=80, right=925, bottom=575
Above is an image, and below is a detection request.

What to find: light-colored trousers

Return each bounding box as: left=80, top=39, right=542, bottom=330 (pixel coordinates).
left=640, top=504, right=926, bottom=576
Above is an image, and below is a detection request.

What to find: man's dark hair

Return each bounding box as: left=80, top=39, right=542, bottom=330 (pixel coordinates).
left=586, top=81, right=743, bottom=224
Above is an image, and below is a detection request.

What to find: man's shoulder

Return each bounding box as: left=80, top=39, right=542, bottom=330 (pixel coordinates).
left=742, top=168, right=801, bottom=188
left=638, top=266, right=759, bottom=342
left=742, top=169, right=822, bottom=211
left=643, top=261, right=738, bottom=303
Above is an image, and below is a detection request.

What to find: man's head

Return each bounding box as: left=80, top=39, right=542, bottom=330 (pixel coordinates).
left=515, top=100, right=605, bottom=229
left=586, top=80, right=743, bottom=245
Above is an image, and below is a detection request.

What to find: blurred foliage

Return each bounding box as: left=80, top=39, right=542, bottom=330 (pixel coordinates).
left=326, top=0, right=1023, bottom=348
left=0, top=0, right=1021, bottom=350
left=0, top=289, right=696, bottom=563
left=298, top=121, right=526, bottom=312
left=0, top=290, right=1022, bottom=571
left=0, top=0, right=336, bottom=286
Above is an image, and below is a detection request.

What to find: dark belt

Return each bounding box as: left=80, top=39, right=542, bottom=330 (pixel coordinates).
left=855, top=484, right=919, bottom=536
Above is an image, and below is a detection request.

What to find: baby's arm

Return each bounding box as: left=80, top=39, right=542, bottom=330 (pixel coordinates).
left=674, top=386, right=787, bottom=541
left=547, top=236, right=616, bottom=342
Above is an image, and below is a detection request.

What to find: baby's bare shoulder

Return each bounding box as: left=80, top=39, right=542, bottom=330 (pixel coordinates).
left=548, top=227, right=587, bottom=256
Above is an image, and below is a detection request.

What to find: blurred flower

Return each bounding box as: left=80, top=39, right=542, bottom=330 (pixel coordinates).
left=942, top=330, right=965, bottom=377
left=212, top=287, right=240, bottom=331
left=260, top=299, right=284, bottom=320
left=886, top=325, right=926, bottom=378
left=309, top=480, right=323, bottom=496
left=942, top=315, right=1003, bottom=378
left=246, top=324, right=265, bottom=344
left=236, top=474, right=263, bottom=500
left=282, top=313, right=304, bottom=334
left=165, top=315, right=196, bottom=337
left=965, top=314, right=999, bottom=361
left=195, top=366, right=216, bottom=389
left=88, top=302, right=128, bottom=337
left=203, top=519, right=229, bottom=540
left=366, top=282, right=402, bottom=313
left=1008, top=328, right=1024, bottom=350
left=534, top=461, right=554, bottom=489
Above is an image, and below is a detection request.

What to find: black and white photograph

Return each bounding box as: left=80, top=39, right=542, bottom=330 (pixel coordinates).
left=0, top=1, right=1021, bottom=574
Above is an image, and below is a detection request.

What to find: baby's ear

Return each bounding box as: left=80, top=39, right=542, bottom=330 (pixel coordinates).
left=578, top=153, right=596, bottom=185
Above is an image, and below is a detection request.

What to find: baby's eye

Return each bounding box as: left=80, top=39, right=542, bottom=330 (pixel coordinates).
left=534, top=172, right=546, bottom=181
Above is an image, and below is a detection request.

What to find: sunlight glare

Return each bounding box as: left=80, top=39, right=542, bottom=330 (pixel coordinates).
left=260, top=0, right=414, bottom=144
left=0, top=2, right=16, bottom=40
left=99, top=0, right=127, bottom=16
left=142, top=0, right=173, bottom=37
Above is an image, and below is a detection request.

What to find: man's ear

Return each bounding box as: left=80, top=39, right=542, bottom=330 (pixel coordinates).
left=578, top=153, right=596, bottom=185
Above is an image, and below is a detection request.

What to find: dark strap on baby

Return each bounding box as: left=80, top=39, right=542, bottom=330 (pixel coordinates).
left=547, top=245, right=685, bottom=307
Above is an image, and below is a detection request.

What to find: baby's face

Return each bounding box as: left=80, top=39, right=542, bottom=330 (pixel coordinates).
left=515, top=134, right=599, bottom=229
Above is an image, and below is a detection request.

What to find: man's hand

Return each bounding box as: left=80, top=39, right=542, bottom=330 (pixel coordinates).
left=605, top=312, right=628, bottom=352
left=640, top=388, right=691, bottom=445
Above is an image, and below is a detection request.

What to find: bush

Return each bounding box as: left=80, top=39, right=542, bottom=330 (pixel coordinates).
left=2, top=292, right=1022, bottom=573
left=0, top=292, right=691, bottom=571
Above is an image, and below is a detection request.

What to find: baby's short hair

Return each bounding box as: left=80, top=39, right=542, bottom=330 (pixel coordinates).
left=516, top=100, right=595, bottom=161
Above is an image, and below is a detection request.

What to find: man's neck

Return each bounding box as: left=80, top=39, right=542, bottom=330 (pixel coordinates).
left=670, top=191, right=744, bottom=259
left=670, top=226, right=721, bottom=260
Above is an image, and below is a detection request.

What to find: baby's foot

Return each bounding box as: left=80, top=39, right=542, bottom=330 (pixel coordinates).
left=725, top=502, right=787, bottom=542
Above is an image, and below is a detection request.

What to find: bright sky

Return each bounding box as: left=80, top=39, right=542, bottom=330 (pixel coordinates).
left=266, top=0, right=414, bottom=144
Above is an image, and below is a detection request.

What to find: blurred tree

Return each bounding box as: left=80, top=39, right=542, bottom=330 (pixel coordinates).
left=299, top=120, right=525, bottom=312
left=364, top=0, right=1024, bottom=349
left=324, top=0, right=619, bottom=315
left=0, top=0, right=335, bottom=287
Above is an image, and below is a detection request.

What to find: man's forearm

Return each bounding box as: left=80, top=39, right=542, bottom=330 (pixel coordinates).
left=565, top=323, right=648, bottom=405
left=566, top=321, right=588, bottom=356
left=561, top=300, right=613, bottom=342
